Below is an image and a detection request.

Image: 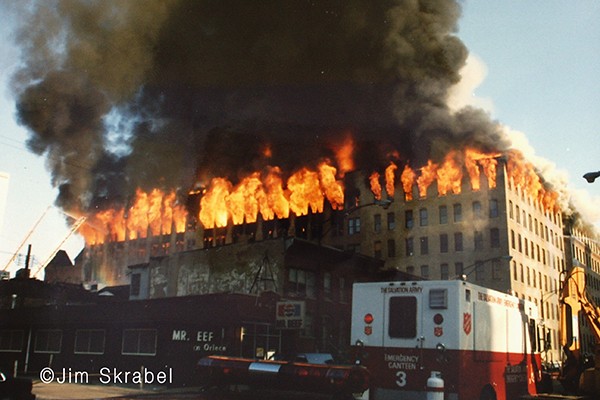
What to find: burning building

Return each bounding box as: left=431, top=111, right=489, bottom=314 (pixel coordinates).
left=7, top=0, right=599, bottom=366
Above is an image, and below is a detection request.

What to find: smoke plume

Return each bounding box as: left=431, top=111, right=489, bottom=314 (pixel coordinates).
left=11, top=0, right=513, bottom=216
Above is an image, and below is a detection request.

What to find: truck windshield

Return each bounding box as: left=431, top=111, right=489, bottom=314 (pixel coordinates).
left=389, top=296, right=417, bottom=338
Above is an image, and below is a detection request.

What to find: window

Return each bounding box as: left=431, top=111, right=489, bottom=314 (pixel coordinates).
left=490, top=228, right=500, bottom=248
left=440, top=263, right=449, bottom=280
left=520, top=264, right=524, bottom=283
left=323, top=272, right=332, bottom=298
left=472, top=201, right=482, bottom=218
left=35, top=330, right=62, bottom=354
left=475, top=261, right=484, bottom=281
left=453, top=203, right=462, bottom=222
left=405, top=210, right=414, bottom=229
left=74, top=330, right=105, bottom=355
left=131, top=273, right=141, bottom=296
left=511, top=230, right=516, bottom=249
left=339, top=278, right=346, bottom=303
left=387, top=239, right=396, bottom=258
left=406, top=265, right=415, bottom=275
left=440, top=234, right=448, bottom=253
left=419, top=208, right=428, bottom=226
left=387, top=212, right=395, bottom=230
left=122, top=329, right=157, bottom=356
left=374, top=241, right=382, bottom=259
left=306, top=272, right=316, bottom=297
left=348, top=217, right=361, bottom=235
left=509, top=201, right=514, bottom=219
left=489, top=199, right=499, bottom=218
left=439, top=205, right=448, bottom=224
left=420, top=265, right=429, bottom=279
left=405, top=237, right=414, bottom=256
left=419, top=237, right=429, bottom=255
left=389, top=297, right=417, bottom=338
left=474, top=231, right=484, bottom=251
left=516, top=205, right=520, bottom=223
left=303, top=312, right=314, bottom=338
left=429, top=289, right=448, bottom=309
left=455, top=262, right=464, bottom=277
left=0, top=330, right=23, bottom=352
left=454, top=232, right=463, bottom=251
left=346, top=244, right=361, bottom=254
left=374, top=214, right=382, bottom=233
left=492, top=259, right=501, bottom=280
left=288, top=268, right=316, bottom=297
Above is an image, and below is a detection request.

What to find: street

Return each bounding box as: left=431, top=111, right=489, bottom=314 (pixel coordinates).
left=32, top=381, right=346, bottom=400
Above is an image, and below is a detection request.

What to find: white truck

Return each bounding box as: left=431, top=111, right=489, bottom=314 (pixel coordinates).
left=351, top=279, right=544, bottom=400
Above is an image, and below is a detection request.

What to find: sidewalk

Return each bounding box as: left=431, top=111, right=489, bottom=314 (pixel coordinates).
left=32, top=380, right=156, bottom=400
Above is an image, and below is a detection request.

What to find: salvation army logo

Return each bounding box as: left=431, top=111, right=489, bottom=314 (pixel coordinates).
left=463, top=312, right=472, bottom=335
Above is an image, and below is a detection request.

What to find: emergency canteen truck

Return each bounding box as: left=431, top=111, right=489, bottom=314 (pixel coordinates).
left=351, top=279, right=544, bottom=400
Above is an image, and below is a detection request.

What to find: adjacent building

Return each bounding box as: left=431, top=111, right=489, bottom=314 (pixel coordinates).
left=563, top=221, right=600, bottom=356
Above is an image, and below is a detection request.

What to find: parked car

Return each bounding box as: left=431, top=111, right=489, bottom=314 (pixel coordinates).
left=0, top=370, right=35, bottom=400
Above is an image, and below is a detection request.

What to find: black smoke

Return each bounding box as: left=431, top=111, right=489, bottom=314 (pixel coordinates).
left=9, top=0, right=510, bottom=215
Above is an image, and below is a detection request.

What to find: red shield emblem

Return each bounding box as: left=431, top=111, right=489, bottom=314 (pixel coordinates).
left=434, top=327, right=443, bottom=337
left=463, top=312, right=472, bottom=335
left=364, top=326, right=372, bottom=335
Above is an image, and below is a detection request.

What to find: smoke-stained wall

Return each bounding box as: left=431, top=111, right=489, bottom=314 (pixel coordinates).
left=146, top=238, right=285, bottom=298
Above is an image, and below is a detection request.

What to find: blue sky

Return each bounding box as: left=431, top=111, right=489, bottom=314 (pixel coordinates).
left=457, top=1, right=600, bottom=212
left=1, top=1, right=599, bottom=277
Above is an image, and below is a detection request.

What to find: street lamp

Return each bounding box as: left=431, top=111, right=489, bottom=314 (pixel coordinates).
left=455, top=255, right=513, bottom=281
left=583, top=171, right=600, bottom=183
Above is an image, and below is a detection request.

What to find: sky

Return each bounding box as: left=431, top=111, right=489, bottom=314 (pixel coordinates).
left=0, top=1, right=599, bottom=279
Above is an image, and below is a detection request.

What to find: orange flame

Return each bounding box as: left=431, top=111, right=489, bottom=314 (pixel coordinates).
left=80, top=143, right=560, bottom=247
left=385, top=162, right=398, bottom=197
left=506, top=149, right=557, bottom=211
left=417, top=160, right=438, bottom=198
left=196, top=160, right=345, bottom=229
left=436, top=151, right=462, bottom=196
left=80, top=188, right=187, bottom=245
left=200, top=178, right=232, bottom=228
left=401, top=164, right=416, bottom=201
left=333, top=135, right=355, bottom=177
left=465, top=148, right=500, bottom=190
left=319, top=162, right=344, bottom=210
left=369, top=172, right=382, bottom=201
left=263, top=167, right=290, bottom=220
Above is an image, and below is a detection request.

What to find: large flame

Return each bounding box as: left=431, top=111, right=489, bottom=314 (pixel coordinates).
left=198, top=161, right=345, bottom=229
left=80, top=188, right=188, bottom=245
left=79, top=144, right=558, bottom=246
left=506, top=149, right=558, bottom=211
left=369, top=172, right=382, bottom=201
left=398, top=148, right=501, bottom=200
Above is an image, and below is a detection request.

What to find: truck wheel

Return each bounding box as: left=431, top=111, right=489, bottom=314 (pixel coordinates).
left=479, top=385, right=497, bottom=400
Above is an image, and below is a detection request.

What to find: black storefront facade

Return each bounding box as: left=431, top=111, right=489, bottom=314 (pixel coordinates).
left=0, top=292, right=278, bottom=386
